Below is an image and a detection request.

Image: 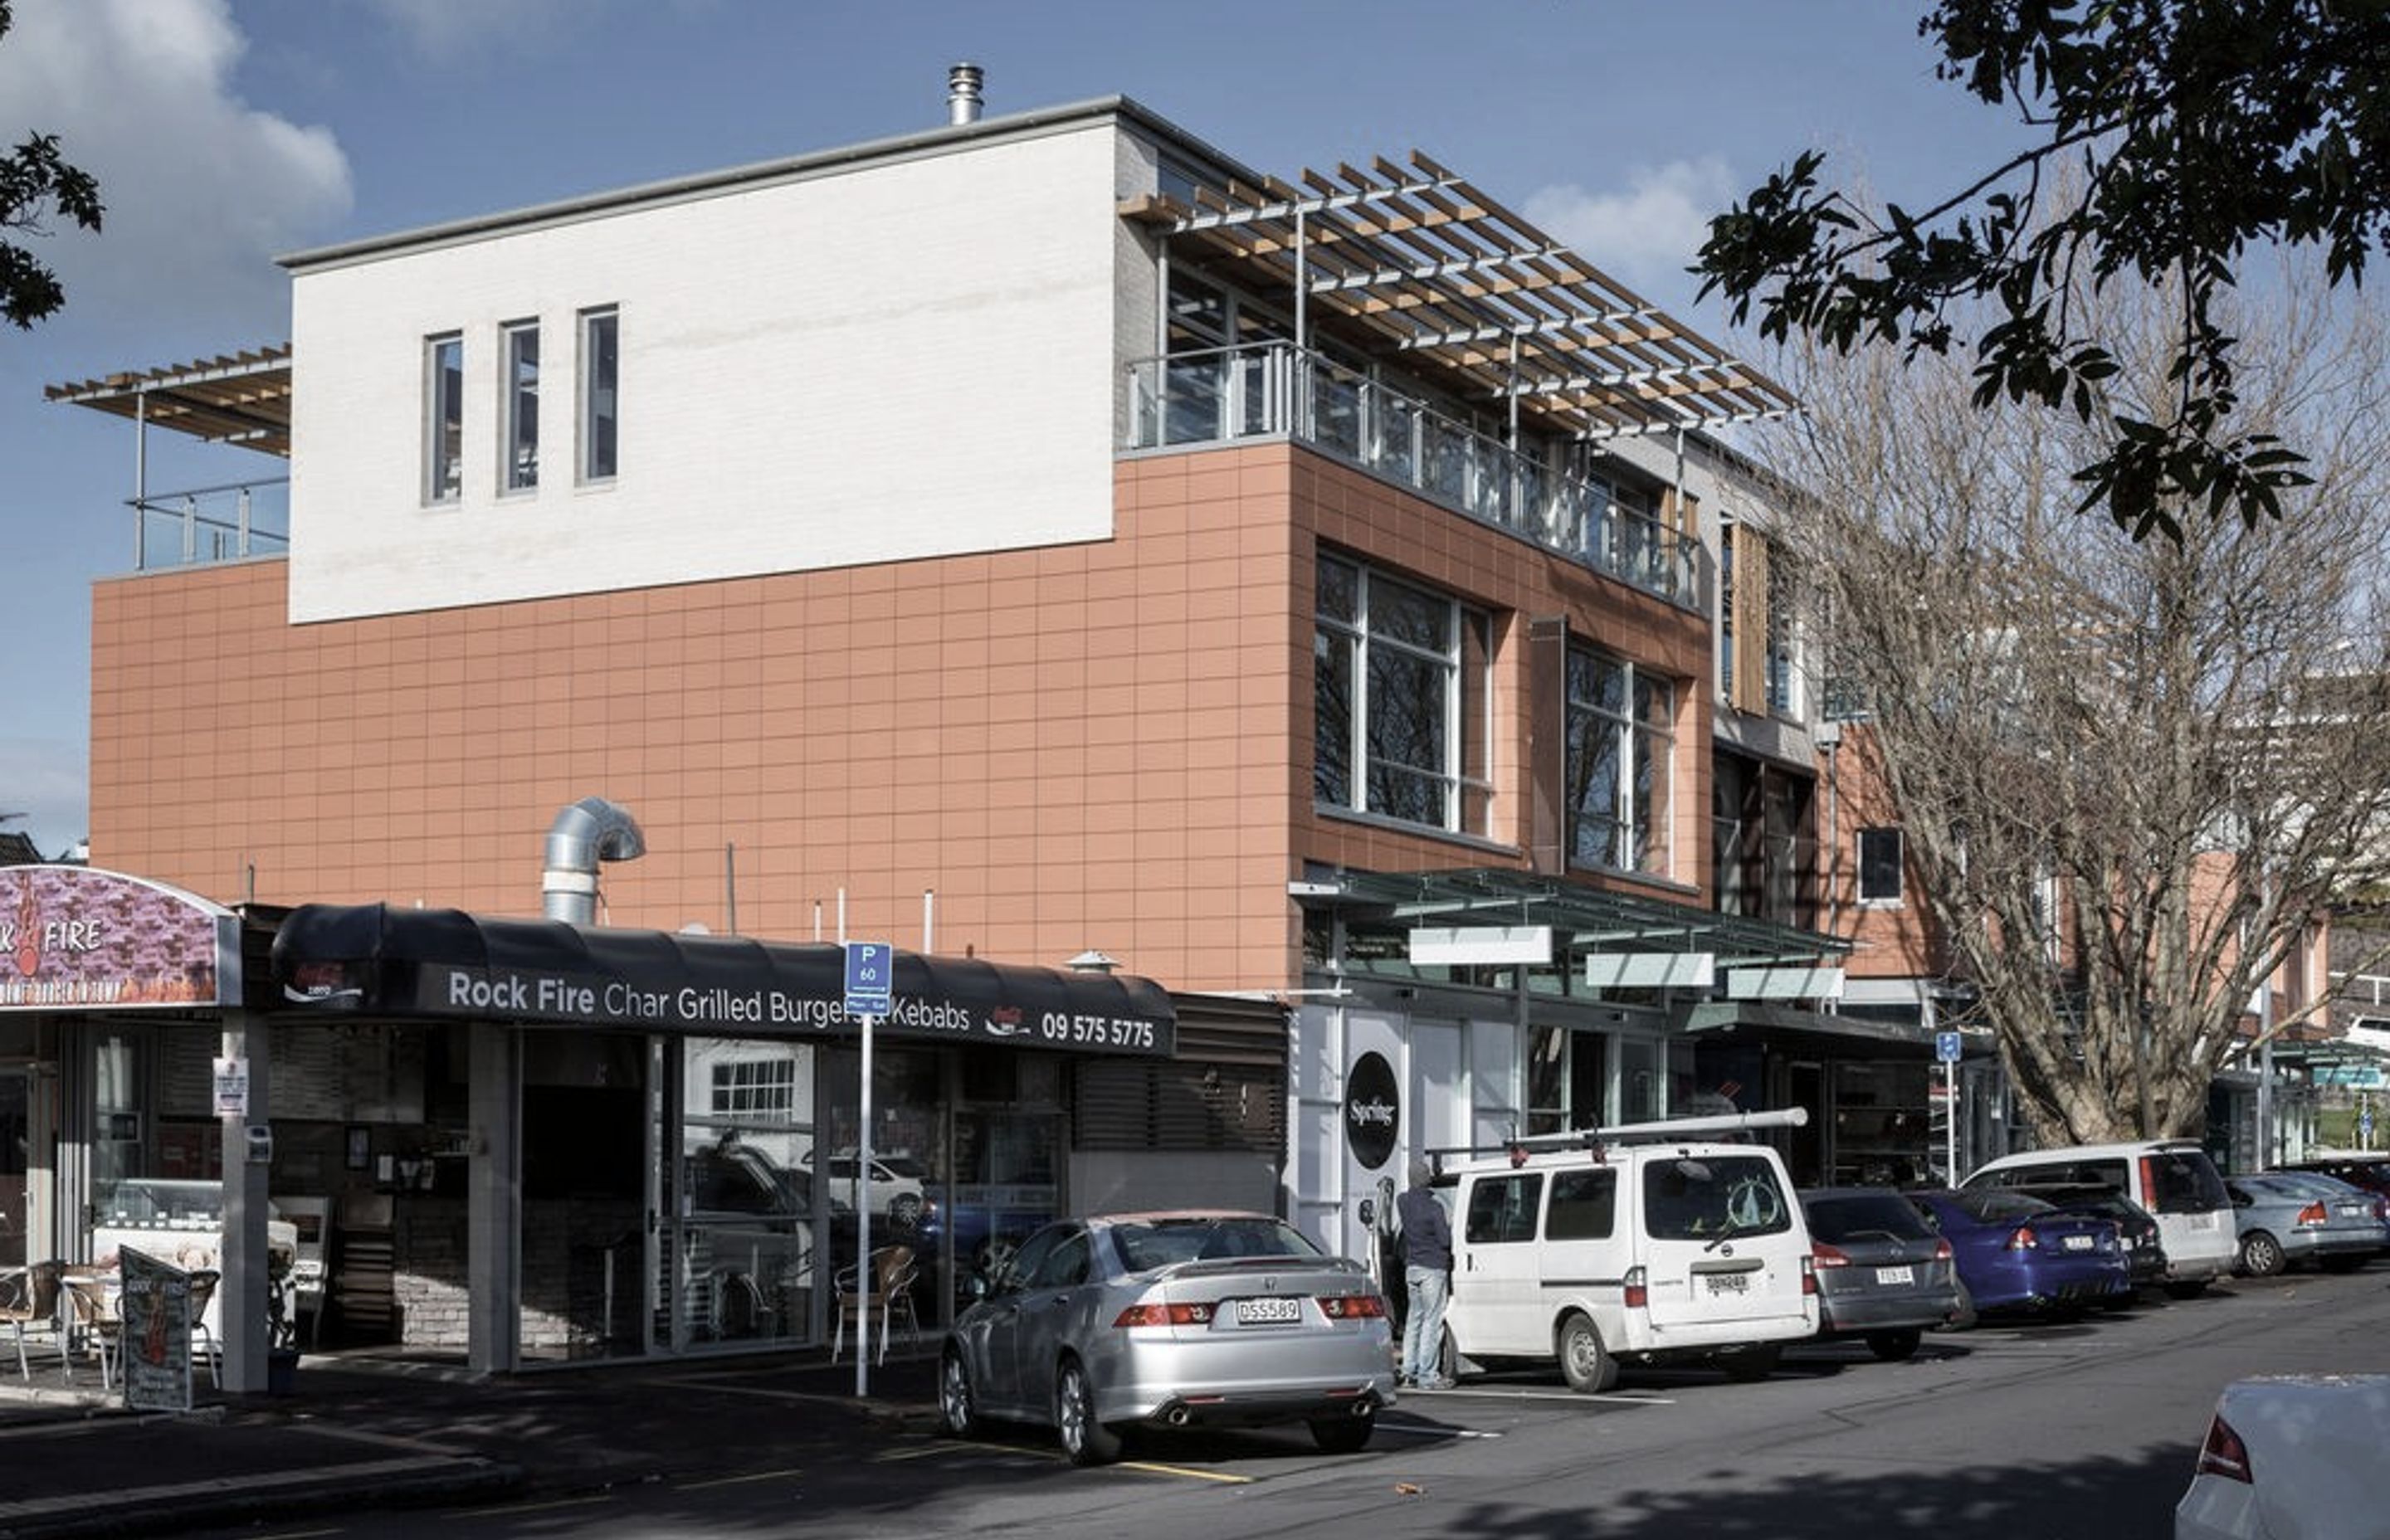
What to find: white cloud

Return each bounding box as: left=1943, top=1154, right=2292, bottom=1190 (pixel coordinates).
left=1, top=0, right=352, bottom=344
left=1524, top=156, right=1740, bottom=330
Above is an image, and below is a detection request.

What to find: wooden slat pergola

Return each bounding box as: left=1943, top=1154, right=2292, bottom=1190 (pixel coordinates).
left=1123, top=150, right=1795, bottom=442
left=45, top=345, right=293, bottom=457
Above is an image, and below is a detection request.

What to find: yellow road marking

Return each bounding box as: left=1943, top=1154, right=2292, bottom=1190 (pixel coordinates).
left=677, top=1466, right=806, bottom=1489
left=1119, top=1461, right=1253, bottom=1484
left=875, top=1442, right=992, bottom=1462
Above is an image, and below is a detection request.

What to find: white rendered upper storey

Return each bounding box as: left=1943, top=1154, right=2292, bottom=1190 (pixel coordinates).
left=65, top=89, right=1788, bottom=626
left=280, top=101, right=1173, bottom=622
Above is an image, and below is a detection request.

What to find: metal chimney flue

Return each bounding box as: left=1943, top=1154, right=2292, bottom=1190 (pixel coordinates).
left=947, top=61, right=983, bottom=124
left=544, top=796, right=646, bottom=924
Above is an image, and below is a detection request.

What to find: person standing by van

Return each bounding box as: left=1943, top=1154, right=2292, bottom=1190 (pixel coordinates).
left=1397, top=1158, right=1454, bottom=1389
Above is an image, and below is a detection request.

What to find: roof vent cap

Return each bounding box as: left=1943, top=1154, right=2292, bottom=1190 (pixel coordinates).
left=947, top=61, right=983, bottom=124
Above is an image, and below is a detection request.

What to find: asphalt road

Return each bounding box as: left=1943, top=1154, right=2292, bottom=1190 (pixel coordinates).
left=194, top=1264, right=2390, bottom=1540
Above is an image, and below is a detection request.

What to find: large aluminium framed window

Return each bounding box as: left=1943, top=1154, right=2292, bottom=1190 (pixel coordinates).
left=579, top=305, right=619, bottom=483
left=423, top=332, right=463, bottom=504
left=1314, top=552, right=1492, bottom=836
left=501, top=319, right=539, bottom=492
left=1565, top=644, right=1675, bottom=877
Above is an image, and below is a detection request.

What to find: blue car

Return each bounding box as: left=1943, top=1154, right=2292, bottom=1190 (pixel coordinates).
left=1905, top=1188, right=2132, bottom=1321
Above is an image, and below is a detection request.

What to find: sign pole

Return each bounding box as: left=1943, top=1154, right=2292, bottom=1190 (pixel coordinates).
left=856, top=1009, right=874, bottom=1400
left=842, top=941, right=893, bottom=1399
left=1934, top=1031, right=1963, bottom=1183
left=1945, top=1058, right=1958, bottom=1185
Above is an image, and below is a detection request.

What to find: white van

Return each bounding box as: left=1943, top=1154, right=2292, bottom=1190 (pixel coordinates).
left=1962, top=1139, right=2236, bottom=1296
left=1433, top=1110, right=1818, bottom=1392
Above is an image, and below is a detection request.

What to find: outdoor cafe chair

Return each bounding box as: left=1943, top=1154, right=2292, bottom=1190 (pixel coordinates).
left=0, top=1261, right=66, bottom=1382
left=831, top=1245, right=918, bottom=1365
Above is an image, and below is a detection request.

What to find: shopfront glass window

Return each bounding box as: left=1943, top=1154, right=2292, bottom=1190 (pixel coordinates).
left=1619, top=1036, right=1666, bottom=1123
left=676, top=1037, right=816, bottom=1352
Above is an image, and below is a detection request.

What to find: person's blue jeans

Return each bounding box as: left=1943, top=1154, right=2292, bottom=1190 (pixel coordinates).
left=1400, top=1264, right=1449, bottom=1382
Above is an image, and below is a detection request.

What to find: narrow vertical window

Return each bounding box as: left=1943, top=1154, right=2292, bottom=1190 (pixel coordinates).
left=1857, top=827, right=1905, bottom=905
left=425, top=333, right=462, bottom=503
left=502, top=319, right=539, bottom=492
left=1565, top=645, right=1675, bottom=877
left=580, top=306, right=618, bottom=482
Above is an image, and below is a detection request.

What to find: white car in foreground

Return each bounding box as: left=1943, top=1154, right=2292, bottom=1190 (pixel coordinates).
left=2176, top=1374, right=2390, bottom=1538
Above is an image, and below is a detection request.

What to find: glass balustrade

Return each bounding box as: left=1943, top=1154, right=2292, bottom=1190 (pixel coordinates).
left=1126, top=344, right=1704, bottom=608
left=132, top=479, right=290, bottom=572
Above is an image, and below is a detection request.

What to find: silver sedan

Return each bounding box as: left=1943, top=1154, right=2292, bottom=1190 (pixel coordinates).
left=2226, top=1172, right=2380, bottom=1276
left=936, top=1210, right=1397, bottom=1464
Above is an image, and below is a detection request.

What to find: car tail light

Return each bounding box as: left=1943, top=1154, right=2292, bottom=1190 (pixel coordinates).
left=2006, top=1225, right=2039, bottom=1251
left=2295, top=1201, right=2329, bottom=1228
left=1624, top=1265, right=1647, bottom=1309
left=1933, top=1239, right=1953, bottom=1262
left=1811, top=1242, right=1851, bottom=1268
left=2194, top=1413, right=2254, bottom=1484
left=1114, top=1301, right=1217, bottom=1328
left=1317, top=1293, right=1388, bottom=1319
left=1800, top=1253, right=1817, bottom=1295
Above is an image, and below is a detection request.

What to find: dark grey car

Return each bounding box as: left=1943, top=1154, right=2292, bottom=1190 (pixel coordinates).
left=1797, top=1187, right=1962, bottom=1361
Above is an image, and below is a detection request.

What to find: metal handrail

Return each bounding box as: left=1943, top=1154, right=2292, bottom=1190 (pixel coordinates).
left=1124, top=342, right=1708, bottom=609
left=129, top=477, right=290, bottom=572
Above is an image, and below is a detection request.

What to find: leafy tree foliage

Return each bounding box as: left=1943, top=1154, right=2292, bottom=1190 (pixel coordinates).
left=1696, top=0, right=2389, bottom=541
left=0, top=0, right=104, bottom=330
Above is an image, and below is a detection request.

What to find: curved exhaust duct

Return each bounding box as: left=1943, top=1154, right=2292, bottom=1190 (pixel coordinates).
left=544, top=797, right=646, bottom=924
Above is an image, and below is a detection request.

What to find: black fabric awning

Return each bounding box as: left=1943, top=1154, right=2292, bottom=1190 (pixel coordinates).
left=271, top=904, right=1176, bottom=1059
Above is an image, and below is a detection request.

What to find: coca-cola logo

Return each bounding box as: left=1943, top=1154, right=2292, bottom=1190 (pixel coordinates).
left=1345, top=1051, right=1399, bottom=1170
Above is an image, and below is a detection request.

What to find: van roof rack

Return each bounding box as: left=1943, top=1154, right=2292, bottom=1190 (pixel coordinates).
left=1424, top=1107, right=1808, bottom=1172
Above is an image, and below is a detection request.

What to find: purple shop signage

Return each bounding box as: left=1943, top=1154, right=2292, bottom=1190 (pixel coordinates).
left=0, top=866, right=241, bottom=1011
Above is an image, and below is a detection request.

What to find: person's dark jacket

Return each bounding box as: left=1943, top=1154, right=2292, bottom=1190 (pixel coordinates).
left=1397, top=1185, right=1453, bottom=1272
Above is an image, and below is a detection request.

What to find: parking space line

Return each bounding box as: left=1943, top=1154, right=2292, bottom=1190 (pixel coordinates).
left=1422, top=1386, right=1671, bottom=1406
left=880, top=1439, right=1066, bottom=1465
left=1119, top=1461, right=1253, bottom=1484
left=454, top=1494, right=617, bottom=1518
left=677, top=1466, right=806, bottom=1489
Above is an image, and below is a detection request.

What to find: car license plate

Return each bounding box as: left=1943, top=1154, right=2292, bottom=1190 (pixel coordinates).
left=1704, top=1272, right=1749, bottom=1294
left=2062, top=1235, right=2093, bottom=1250
left=1875, top=1265, right=1914, bottom=1285
left=1236, top=1296, right=1302, bottom=1324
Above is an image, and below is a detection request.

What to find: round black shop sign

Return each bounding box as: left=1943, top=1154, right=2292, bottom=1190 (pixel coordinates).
left=1344, top=1050, right=1400, bottom=1171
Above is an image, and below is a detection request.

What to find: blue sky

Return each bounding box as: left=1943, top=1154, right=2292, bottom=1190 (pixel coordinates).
left=0, top=0, right=2015, bottom=860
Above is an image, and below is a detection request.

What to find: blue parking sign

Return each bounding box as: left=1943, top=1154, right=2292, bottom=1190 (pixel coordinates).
left=844, top=941, right=893, bottom=1016
left=1935, top=1031, right=1963, bottom=1064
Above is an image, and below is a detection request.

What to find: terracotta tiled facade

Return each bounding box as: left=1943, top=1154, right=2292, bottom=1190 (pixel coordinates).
left=92, top=444, right=1714, bottom=997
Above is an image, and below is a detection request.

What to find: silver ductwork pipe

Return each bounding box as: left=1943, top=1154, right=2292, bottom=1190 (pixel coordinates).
left=543, top=797, right=646, bottom=924
left=947, top=62, right=983, bottom=124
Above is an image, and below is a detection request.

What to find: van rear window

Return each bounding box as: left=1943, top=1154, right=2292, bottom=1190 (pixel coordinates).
left=1641, top=1155, right=1792, bottom=1240
left=2144, top=1151, right=2229, bottom=1212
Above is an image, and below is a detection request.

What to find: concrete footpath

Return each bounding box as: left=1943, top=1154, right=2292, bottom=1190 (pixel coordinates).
left=0, top=1347, right=941, bottom=1539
